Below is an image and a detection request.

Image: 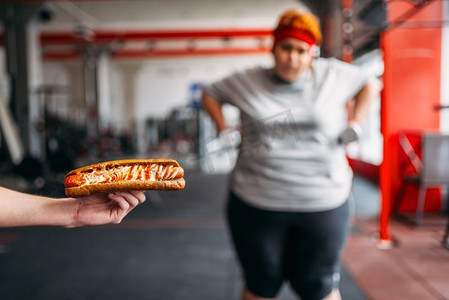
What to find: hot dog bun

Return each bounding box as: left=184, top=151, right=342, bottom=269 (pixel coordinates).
left=64, top=158, right=185, bottom=197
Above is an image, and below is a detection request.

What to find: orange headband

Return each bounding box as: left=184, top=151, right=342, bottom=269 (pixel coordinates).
left=273, top=9, right=322, bottom=46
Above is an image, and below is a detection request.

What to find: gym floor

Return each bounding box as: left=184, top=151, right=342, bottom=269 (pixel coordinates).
left=0, top=167, right=448, bottom=300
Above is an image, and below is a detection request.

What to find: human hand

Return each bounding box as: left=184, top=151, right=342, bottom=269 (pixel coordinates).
left=71, top=191, right=146, bottom=227
left=338, top=123, right=362, bottom=145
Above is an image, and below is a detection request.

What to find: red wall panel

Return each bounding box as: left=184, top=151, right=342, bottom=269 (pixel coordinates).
left=379, top=0, right=443, bottom=241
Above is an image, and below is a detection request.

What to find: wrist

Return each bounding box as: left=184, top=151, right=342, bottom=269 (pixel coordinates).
left=66, top=198, right=81, bottom=228
left=46, top=198, right=79, bottom=228
left=216, top=124, right=227, bottom=135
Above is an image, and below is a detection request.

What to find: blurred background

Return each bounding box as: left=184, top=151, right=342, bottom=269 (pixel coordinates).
left=0, top=0, right=386, bottom=182
left=0, top=0, right=448, bottom=299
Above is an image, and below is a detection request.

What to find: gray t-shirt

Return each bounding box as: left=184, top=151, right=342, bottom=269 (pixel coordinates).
left=205, top=57, right=371, bottom=212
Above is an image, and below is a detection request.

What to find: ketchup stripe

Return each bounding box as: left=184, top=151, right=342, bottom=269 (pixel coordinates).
left=71, top=163, right=183, bottom=187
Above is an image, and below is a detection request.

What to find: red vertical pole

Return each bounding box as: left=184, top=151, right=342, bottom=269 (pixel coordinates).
left=341, top=0, right=353, bottom=63
left=379, top=31, right=391, bottom=240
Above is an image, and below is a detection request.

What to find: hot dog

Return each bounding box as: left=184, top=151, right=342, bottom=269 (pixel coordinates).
left=64, top=159, right=185, bottom=197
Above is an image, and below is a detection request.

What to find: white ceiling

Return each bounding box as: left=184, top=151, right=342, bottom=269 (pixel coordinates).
left=41, top=0, right=308, bottom=31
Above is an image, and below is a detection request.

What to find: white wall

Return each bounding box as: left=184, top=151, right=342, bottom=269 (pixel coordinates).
left=108, top=63, right=127, bottom=132
left=41, top=62, right=71, bottom=118
left=134, top=54, right=272, bottom=119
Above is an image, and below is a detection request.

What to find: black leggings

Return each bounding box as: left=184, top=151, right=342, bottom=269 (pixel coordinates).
left=226, top=191, right=350, bottom=300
